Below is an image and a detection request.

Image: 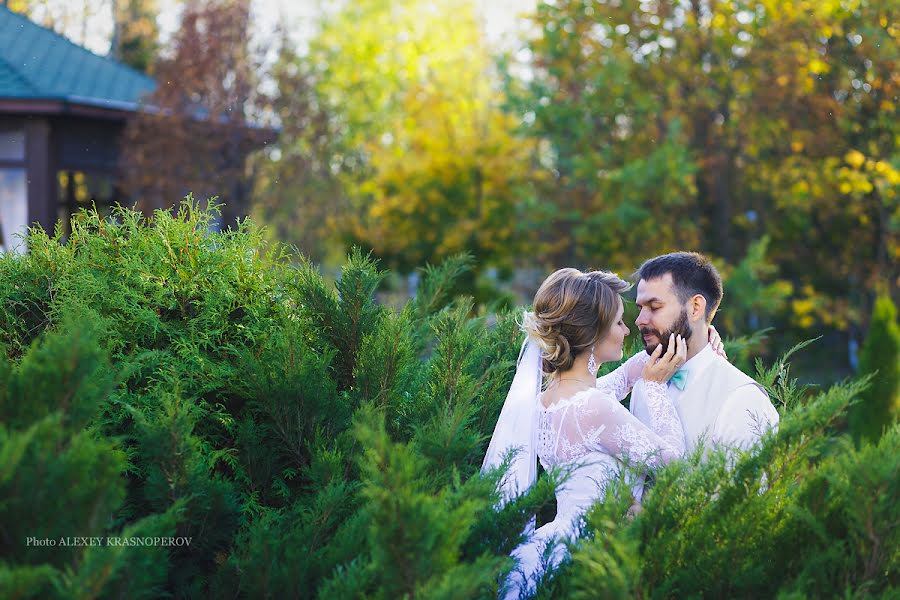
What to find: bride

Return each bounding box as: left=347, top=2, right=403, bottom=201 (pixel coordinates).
left=483, top=268, right=713, bottom=599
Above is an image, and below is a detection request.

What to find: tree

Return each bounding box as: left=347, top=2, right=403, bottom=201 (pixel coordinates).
left=120, top=0, right=273, bottom=227
left=850, top=293, right=900, bottom=443
left=260, top=0, right=537, bottom=278
left=510, top=0, right=898, bottom=347
left=110, top=0, right=160, bottom=73
left=504, top=0, right=704, bottom=269
left=251, top=32, right=348, bottom=266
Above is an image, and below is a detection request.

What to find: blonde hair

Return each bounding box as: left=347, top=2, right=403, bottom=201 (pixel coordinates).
left=522, top=268, right=631, bottom=375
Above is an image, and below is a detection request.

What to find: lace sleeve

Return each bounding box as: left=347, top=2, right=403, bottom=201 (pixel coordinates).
left=571, top=385, right=684, bottom=468
left=595, top=351, right=651, bottom=401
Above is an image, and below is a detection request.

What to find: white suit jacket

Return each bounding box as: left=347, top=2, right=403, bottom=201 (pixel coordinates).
left=631, top=344, right=779, bottom=455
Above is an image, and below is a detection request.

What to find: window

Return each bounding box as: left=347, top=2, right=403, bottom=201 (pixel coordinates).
left=0, top=168, right=28, bottom=253
left=57, top=170, right=118, bottom=237
left=0, top=127, right=25, bottom=161
left=0, top=124, right=28, bottom=253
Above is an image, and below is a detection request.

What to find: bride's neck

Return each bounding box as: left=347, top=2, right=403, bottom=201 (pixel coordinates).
left=554, top=366, right=595, bottom=387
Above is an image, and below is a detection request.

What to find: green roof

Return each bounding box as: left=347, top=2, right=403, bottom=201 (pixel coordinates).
left=0, top=6, right=156, bottom=110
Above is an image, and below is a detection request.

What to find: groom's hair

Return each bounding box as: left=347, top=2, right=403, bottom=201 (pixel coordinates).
left=634, top=252, right=723, bottom=322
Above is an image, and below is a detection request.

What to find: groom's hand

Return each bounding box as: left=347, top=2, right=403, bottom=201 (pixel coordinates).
left=641, top=333, right=687, bottom=383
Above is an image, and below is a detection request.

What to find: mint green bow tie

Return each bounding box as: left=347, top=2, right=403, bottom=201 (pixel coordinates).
left=669, top=369, right=689, bottom=391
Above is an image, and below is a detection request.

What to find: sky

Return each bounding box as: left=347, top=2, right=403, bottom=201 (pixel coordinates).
left=31, top=0, right=536, bottom=58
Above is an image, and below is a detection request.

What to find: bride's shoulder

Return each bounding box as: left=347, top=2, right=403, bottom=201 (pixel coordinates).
left=586, top=385, right=619, bottom=401
left=541, top=386, right=605, bottom=411
left=577, top=386, right=619, bottom=409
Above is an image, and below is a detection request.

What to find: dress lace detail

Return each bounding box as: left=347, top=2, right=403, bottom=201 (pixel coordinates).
left=536, top=411, right=555, bottom=462
left=507, top=351, right=686, bottom=600
left=536, top=352, right=685, bottom=468
left=638, top=380, right=684, bottom=462
left=595, top=351, right=651, bottom=401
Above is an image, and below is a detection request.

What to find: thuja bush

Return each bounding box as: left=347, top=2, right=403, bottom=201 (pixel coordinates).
left=849, top=293, right=900, bottom=444
left=0, top=313, right=179, bottom=599
left=0, top=200, right=896, bottom=599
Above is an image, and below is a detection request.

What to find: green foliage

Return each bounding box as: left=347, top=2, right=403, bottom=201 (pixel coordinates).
left=1, top=202, right=896, bottom=598
left=717, top=236, right=793, bottom=335
left=509, top=0, right=900, bottom=343
left=111, top=0, right=160, bottom=74
left=0, top=314, right=178, bottom=600
left=349, top=407, right=500, bottom=599
left=251, top=0, right=896, bottom=378
left=850, top=293, right=900, bottom=443
left=567, top=367, right=896, bottom=599
left=259, top=0, right=537, bottom=285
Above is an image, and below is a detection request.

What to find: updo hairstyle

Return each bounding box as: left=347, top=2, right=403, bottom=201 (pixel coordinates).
left=522, top=268, right=631, bottom=375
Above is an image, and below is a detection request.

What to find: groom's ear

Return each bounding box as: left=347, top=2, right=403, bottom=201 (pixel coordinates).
left=689, top=294, right=707, bottom=322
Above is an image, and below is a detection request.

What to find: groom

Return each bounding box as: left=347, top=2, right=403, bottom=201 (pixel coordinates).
left=629, top=252, right=778, bottom=454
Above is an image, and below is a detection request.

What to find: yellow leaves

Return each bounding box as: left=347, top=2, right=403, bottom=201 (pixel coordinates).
left=845, top=149, right=866, bottom=168
left=776, top=75, right=791, bottom=87
left=6, top=0, right=31, bottom=14
left=808, top=58, right=830, bottom=75
left=838, top=171, right=874, bottom=194
left=353, top=59, right=534, bottom=267
left=791, top=286, right=853, bottom=331
left=791, top=180, right=810, bottom=195
left=312, top=0, right=490, bottom=149
left=875, top=161, right=900, bottom=185
left=792, top=297, right=816, bottom=329
left=772, top=280, right=796, bottom=301
left=792, top=298, right=815, bottom=316
left=791, top=140, right=805, bottom=153
left=835, top=150, right=900, bottom=198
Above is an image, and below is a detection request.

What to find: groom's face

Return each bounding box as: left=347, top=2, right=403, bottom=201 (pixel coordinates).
left=635, top=274, right=693, bottom=355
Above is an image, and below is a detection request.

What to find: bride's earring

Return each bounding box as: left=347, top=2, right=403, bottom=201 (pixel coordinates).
left=587, top=345, right=598, bottom=377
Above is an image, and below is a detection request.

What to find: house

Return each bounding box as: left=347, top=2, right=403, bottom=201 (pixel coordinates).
left=0, top=5, right=158, bottom=251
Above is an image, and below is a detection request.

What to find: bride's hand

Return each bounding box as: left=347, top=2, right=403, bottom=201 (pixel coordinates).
left=641, top=333, right=687, bottom=383
left=708, top=325, right=728, bottom=360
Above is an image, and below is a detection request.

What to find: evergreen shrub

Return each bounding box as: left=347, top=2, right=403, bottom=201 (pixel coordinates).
left=849, top=293, right=900, bottom=443
left=0, top=201, right=895, bottom=599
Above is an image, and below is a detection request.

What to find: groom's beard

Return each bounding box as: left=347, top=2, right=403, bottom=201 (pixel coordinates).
left=641, top=308, right=693, bottom=355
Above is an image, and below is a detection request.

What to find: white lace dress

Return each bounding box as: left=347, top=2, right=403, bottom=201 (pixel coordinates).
left=505, top=352, right=685, bottom=599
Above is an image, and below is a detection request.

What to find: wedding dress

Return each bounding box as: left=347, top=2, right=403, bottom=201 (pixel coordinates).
left=492, top=349, right=686, bottom=599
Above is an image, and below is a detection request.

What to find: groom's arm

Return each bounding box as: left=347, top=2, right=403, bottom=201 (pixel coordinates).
left=713, top=385, right=779, bottom=450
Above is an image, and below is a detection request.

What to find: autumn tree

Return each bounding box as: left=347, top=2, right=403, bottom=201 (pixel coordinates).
left=110, top=0, right=159, bottom=73
left=120, top=0, right=273, bottom=228
left=510, top=0, right=897, bottom=355
left=260, top=0, right=537, bottom=278
left=252, top=32, right=348, bottom=266
left=503, top=0, right=702, bottom=270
